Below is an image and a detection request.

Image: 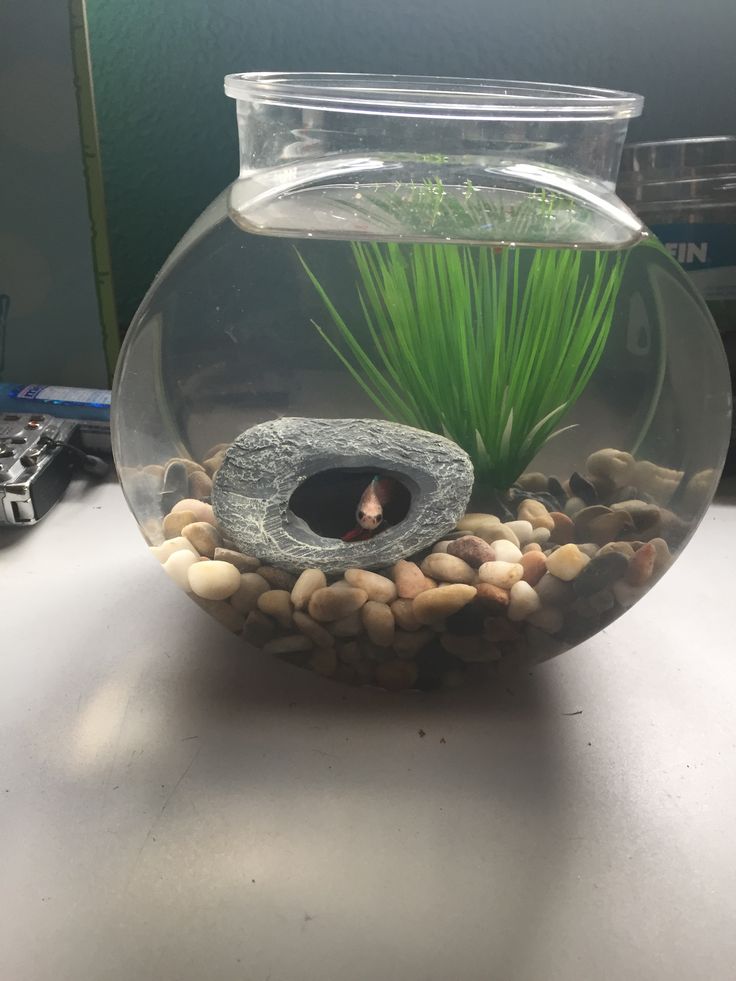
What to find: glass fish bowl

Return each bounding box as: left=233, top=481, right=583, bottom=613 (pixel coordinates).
left=112, top=74, right=732, bottom=691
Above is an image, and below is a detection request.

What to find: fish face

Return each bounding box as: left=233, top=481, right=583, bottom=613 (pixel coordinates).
left=357, top=507, right=382, bottom=530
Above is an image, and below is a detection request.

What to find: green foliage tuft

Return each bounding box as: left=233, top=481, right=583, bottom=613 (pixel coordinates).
left=299, top=204, right=626, bottom=488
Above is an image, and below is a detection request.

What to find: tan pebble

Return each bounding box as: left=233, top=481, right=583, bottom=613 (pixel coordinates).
left=392, top=559, right=435, bottom=599
left=163, top=549, right=200, bottom=590
left=257, top=590, right=293, bottom=629
left=262, top=634, right=312, bottom=656
left=328, top=611, right=363, bottom=637
left=432, top=541, right=450, bottom=553
left=171, top=498, right=215, bottom=523
left=142, top=463, right=165, bottom=479
left=163, top=510, right=197, bottom=539
left=475, top=582, right=511, bottom=611
left=473, top=523, right=520, bottom=548
left=577, top=543, right=599, bottom=558
left=441, top=633, right=499, bottom=663
left=230, top=572, right=270, bottom=614
left=308, top=586, right=368, bottom=622
left=194, top=598, right=244, bottom=634
left=392, top=629, right=434, bottom=658
left=309, top=647, right=338, bottom=677
left=257, top=566, right=297, bottom=590
left=446, top=535, right=496, bottom=568
left=242, top=610, right=277, bottom=647
left=345, top=568, right=397, bottom=603
left=150, top=536, right=198, bottom=563
left=391, top=598, right=423, bottom=632
left=626, top=542, right=656, bottom=586
left=549, top=511, right=575, bottom=545
left=597, top=541, right=635, bottom=560
left=522, top=542, right=542, bottom=554
left=291, top=569, right=327, bottom=610
left=203, top=442, right=230, bottom=459
left=492, top=539, right=523, bottom=563
left=564, top=496, right=586, bottom=517
left=517, top=472, right=548, bottom=492
left=530, top=512, right=555, bottom=531
left=612, top=579, right=648, bottom=608
left=181, top=521, right=221, bottom=558
left=629, top=460, right=683, bottom=505
left=361, top=600, right=395, bottom=647
left=293, top=610, right=335, bottom=647
left=212, top=547, right=259, bottom=571
left=520, top=550, right=547, bottom=587
left=682, top=469, right=717, bottom=514
left=477, top=560, right=523, bottom=590
left=649, top=537, right=673, bottom=578
left=420, top=553, right=475, bottom=585
left=586, top=448, right=635, bottom=487
left=457, top=512, right=500, bottom=532
left=188, top=470, right=213, bottom=499
left=483, top=618, right=521, bottom=643
left=532, top=527, right=551, bottom=547
left=375, top=660, right=418, bottom=691
left=202, top=450, right=227, bottom=476
left=527, top=607, right=564, bottom=634
left=413, top=584, right=477, bottom=624
left=508, top=580, right=542, bottom=621
left=504, top=520, right=533, bottom=547
left=359, top=639, right=392, bottom=662
left=517, top=498, right=549, bottom=521
left=546, top=544, right=590, bottom=582
left=188, top=560, right=241, bottom=600
left=589, top=511, right=634, bottom=546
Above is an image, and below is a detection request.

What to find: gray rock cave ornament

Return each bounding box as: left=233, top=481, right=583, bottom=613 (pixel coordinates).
left=212, top=417, right=475, bottom=575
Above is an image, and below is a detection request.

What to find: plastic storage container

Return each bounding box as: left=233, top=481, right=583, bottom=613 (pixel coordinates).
left=112, top=74, right=732, bottom=691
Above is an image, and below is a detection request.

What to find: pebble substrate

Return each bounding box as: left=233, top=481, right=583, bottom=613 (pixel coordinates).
left=144, top=445, right=708, bottom=691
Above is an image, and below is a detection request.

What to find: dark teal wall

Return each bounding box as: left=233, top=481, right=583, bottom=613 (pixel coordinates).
left=86, top=0, right=736, bottom=328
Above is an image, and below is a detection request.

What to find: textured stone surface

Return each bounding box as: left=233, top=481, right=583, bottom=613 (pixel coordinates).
left=212, top=418, right=474, bottom=575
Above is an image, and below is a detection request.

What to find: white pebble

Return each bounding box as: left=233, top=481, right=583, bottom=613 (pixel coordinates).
left=504, top=520, right=533, bottom=547
left=188, top=560, right=241, bottom=600
left=163, top=549, right=200, bottom=590
left=477, top=560, right=524, bottom=589
left=150, top=536, right=198, bottom=563
left=508, top=580, right=542, bottom=621
left=492, top=539, right=523, bottom=563
left=531, top=526, right=551, bottom=545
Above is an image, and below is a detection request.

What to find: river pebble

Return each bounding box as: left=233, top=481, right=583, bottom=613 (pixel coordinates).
left=508, top=581, right=542, bottom=621
left=182, top=521, right=221, bottom=558
left=188, top=470, right=213, bottom=499
left=262, top=634, right=312, bottom=656
left=242, top=610, right=277, bottom=647
left=421, top=553, right=476, bottom=585
left=545, top=544, right=589, bottom=582
left=150, top=536, right=198, bottom=562
left=163, top=509, right=197, bottom=539
left=474, top=582, right=511, bottom=611
left=522, top=542, right=542, bottom=554
left=230, top=572, right=270, bottom=614
left=308, top=585, right=368, bottom=622
left=328, top=610, right=363, bottom=637
left=477, top=560, right=523, bottom=589
left=457, top=512, right=500, bottom=532
left=492, top=540, right=522, bottom=564
left=548, top=511, right=575, bottom=545
left=293, top=610, right=335, bottom=647
left=188, top=559, right=241, bottom=600
left=163, top=549, right=200, bottom=590
left=441, top=633, right=498, bottom=662
left=393, top=629, right=435, bottom=658
left=520, top=550, right=547, bottom=586
left=257, top=565, right=297, bottom=590
left=171, top=498, right=215, bottom=524
left=392, top=559, right=435, bottom=598
left=517, top=498, right=549, bottom=522
left=361, top=600, right=395, bottom=647
left=572, top=551, right=628, bottom=596
left=256, top=589, right=294, bottom=629
left=626, top=542, right=656, bottom=585
left=309, top=647, right=338, bottom=677
left=612, top=579, right=649, bottom=608
left=345, top=568, right=397, bottom=603
left=474, top=523, right=520, bottom=547
left=527, top=606, right=564, bottom=633
left=586, top=448, right=635, bottom=487
left=413, top=584, right=477, bottom=624
left=446, top=535, right=496, bottom=568
left=391, top=598, right=423, bottom=631
left=375, top=659, right=418, bottom=691
left=213, top=547, right=260, bottom=571
left=291, top=568, right=327, bottom=610
left=564, top=496, right=586, bottom=517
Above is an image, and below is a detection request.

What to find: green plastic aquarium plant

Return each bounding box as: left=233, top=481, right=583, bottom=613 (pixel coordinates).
left=299, top=184, right=627, bottom=489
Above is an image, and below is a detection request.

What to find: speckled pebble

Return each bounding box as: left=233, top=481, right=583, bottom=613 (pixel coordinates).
left=508, top=580, right=542, bottom=621
left=446, top=535, right=496, bottom=568
left=421, top=553, right=476, bottom=585
left=477, top=560, right=523, bottom=590
left=545, top=544, right=590, bottom=582
left=345, top=568, right=397, bottom=603
left=188, top=559, right=242, bottom=600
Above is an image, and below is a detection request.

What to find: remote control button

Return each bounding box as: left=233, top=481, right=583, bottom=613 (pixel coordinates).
left=25, top=421, right=40, bottom=430
left=3, top=414, right=20, bottom=421
left=0, top=448, right=13, bottom=458
left=10, top=437, right=26, bottom=444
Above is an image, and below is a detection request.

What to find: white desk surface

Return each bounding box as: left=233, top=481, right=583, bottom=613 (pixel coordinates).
left=2, top=476, right=735, bottom=981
